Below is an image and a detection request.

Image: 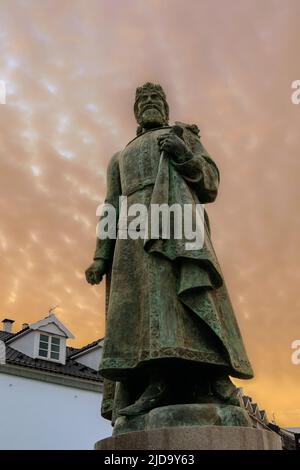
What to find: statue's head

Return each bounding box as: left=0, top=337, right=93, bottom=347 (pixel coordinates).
left=134, top=82, right=169, bottom=131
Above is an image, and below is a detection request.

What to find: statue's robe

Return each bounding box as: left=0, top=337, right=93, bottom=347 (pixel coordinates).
left=94, top=123, right=253, bottom=420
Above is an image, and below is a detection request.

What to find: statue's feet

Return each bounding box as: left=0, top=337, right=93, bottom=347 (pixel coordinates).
left=211, top=375, right=240, bottom=406
left=118, top=379, right=169, bottom=417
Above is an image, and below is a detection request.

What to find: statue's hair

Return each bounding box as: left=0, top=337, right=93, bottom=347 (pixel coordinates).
left=134, top=82, right=169, bottom=124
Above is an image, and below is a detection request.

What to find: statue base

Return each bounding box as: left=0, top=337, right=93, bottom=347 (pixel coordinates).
left=95, top=426, right=282, bottom=450
left=95, top=404, right=282, bottom=450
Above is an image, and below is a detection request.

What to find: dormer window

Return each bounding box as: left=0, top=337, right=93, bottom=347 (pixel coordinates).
left=5, top=313, right=73, bottom=364
left=38, top=334, right=61, bottom=361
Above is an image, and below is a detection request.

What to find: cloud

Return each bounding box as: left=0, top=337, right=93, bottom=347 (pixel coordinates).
left=0, top=0, right=299, bottom=427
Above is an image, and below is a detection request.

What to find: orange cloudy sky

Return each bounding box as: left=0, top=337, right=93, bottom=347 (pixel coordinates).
left=0, top=0, right=300, bottom=426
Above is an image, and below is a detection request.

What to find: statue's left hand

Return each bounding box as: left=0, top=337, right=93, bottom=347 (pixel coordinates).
left=85, top=259, right=107, bottom=285
left=157, top=133, right=191, bottom=163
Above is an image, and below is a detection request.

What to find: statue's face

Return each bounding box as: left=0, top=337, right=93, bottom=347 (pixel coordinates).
left=136, top=91, right=167, bottom=129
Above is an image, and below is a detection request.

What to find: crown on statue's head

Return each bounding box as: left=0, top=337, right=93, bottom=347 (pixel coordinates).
left=135, top=82, right=167, bottom=102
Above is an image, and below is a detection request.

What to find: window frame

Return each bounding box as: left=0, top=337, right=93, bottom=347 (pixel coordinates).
left=38, top=333, right=61, bottom=362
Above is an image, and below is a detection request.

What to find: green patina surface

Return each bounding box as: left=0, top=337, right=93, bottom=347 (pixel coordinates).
left=85, top=82, right=254, bottom=431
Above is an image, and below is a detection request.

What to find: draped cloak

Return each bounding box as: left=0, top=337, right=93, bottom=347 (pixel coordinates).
left=93, top=122, right=254, bottom=420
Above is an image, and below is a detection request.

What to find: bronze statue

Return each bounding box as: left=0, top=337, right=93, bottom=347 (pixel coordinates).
left=85, top=83, right=253, bottom=433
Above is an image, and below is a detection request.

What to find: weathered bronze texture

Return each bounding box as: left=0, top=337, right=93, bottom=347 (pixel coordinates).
left=85, top=82, right=253, bottom=431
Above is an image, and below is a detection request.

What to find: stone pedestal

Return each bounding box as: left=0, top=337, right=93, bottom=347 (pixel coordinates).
left=95, top=404, right=282, bottom=450
left=95, top=426, right=282, bottom=450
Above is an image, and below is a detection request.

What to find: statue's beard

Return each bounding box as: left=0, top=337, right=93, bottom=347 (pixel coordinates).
left=139, top=108, right=166, bottom=129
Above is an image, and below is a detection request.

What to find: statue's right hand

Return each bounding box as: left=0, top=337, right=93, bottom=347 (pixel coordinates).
left=85, top=259, right=107, bottom=285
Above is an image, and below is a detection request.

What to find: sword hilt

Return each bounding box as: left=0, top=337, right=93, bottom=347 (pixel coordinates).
left=170, top=124, right=184, bottom=140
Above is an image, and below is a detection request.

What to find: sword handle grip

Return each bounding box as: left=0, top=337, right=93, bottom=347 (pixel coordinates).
left=170, top=125, right=184, bottom=139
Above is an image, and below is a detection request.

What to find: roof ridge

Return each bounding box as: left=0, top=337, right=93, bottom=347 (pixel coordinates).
left=68, top=338, right=103, bottom=357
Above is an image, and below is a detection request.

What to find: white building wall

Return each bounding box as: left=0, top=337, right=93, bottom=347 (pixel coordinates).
left=74, top=347, right=103, bottom=370
left=35, top=324, right=66, bottom=336
left=7, top=331, right=36, bottom=358
left=0, top=372, right=112, bottom=450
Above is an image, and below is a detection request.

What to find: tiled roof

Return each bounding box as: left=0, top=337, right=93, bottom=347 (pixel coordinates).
left=0, top=331, right=14, bottom=342
left=66, top=346, right=80, bottom=357
left=0, top=329, right=103, bottom=383
left=68, top=338, right=103, bottom=357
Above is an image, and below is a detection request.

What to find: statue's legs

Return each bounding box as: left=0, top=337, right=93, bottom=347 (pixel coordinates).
left=116, top=360, right=240, bottom=417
